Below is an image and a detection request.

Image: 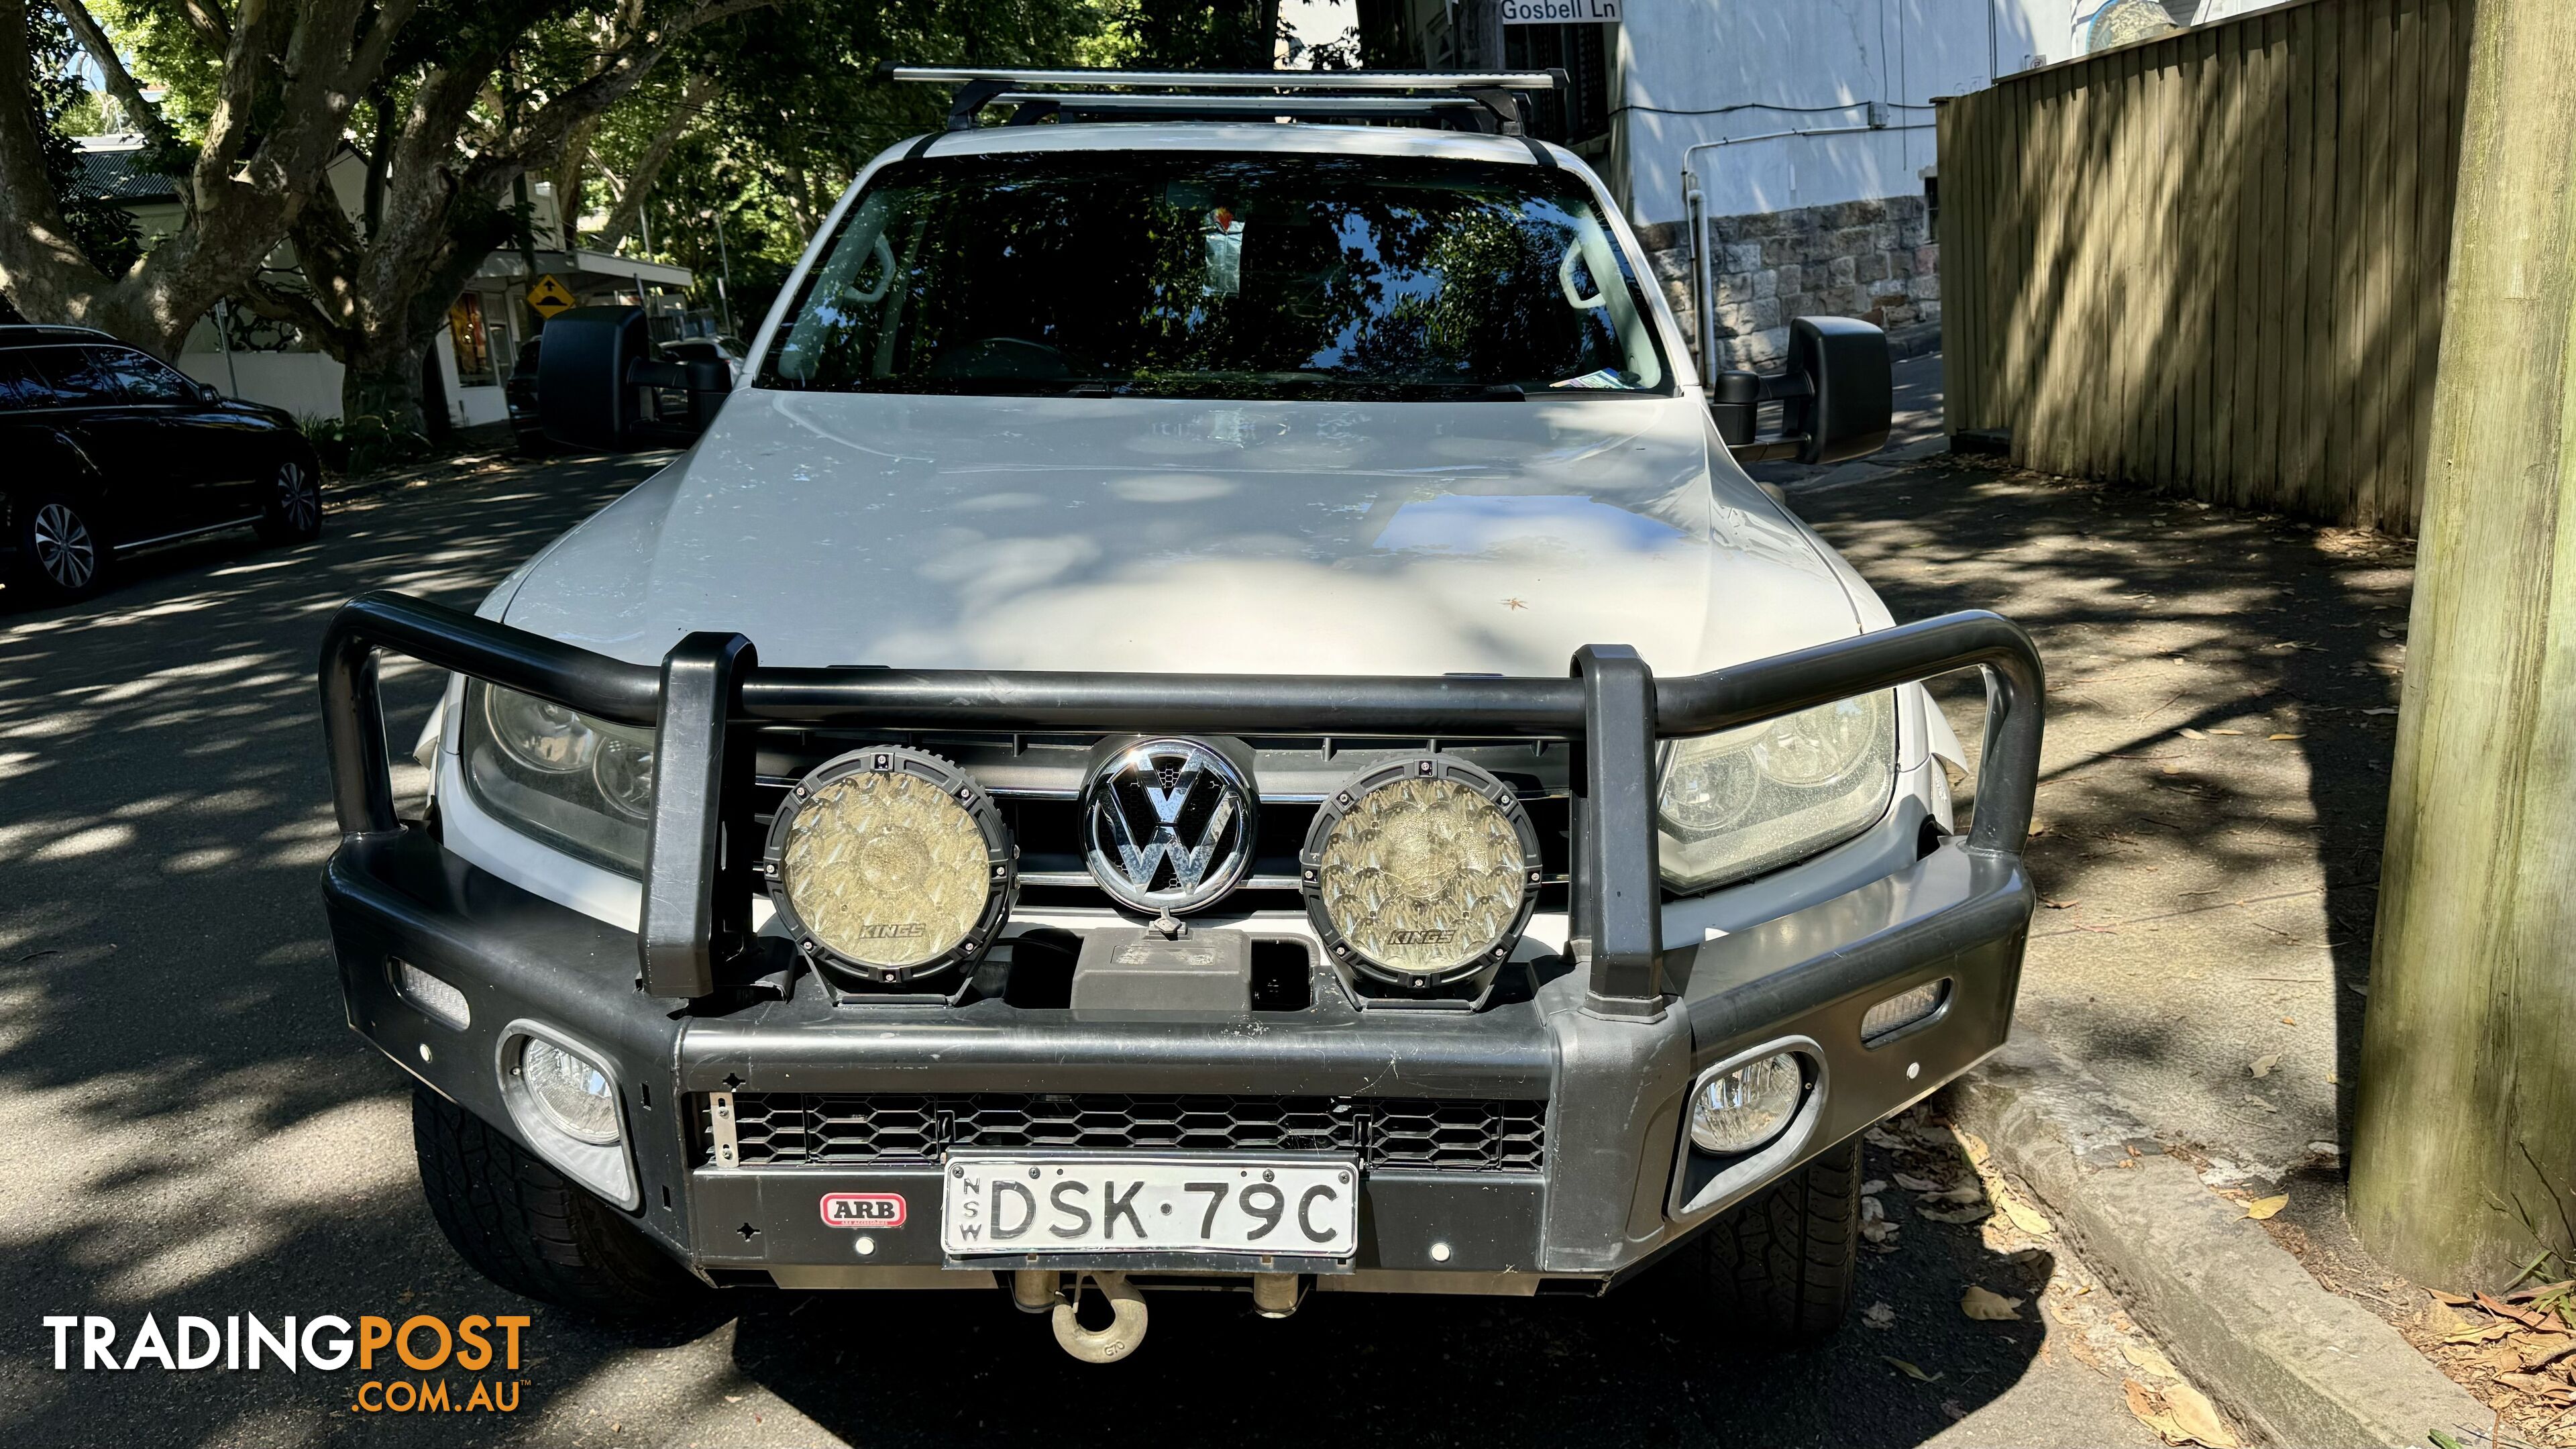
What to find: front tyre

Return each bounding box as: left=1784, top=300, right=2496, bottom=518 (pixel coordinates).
left=1678, top=1134, right=1862, bottom=1346
left=411, top=1087, right=705, bottom=1319
left=254, top=456, right=322, bottom=543
left=10, top=494, right=112, bottom=602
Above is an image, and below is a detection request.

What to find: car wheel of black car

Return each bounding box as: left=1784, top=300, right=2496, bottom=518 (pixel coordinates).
left=1679, top=1134, right=1862, bottom=1346
left=9, top=493, right=113, bottom=602
left=411, top=1086, right=706, bottom=1319
left=254, top=457, right=323, bottom=543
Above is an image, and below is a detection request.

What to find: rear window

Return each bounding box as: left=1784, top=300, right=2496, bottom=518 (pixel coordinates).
left=761, top=151, right=1672, bottom=402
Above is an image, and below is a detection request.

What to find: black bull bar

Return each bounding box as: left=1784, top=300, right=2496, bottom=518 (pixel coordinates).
left=318, top=590, right=2044, bottom=1008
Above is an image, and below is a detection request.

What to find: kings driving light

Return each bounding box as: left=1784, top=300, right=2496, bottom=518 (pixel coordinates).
left=1657, top=691, right=1898, bottom=893
left=1862, top=978, right=1949, bottom=1042
left=765, top=747, right=1016, bottom=988
left=1688, top=1052, right=1805, bottom=1155
left=1301, top=757, right=1543, bottom=989
left=520, top=1036, right=621, bottom=1145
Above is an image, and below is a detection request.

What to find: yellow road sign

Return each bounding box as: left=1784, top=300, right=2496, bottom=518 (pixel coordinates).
left=526, top=274, right=576, bottom=317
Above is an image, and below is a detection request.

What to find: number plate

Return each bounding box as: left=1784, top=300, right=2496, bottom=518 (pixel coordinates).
left=941, top=1153, right=1358, bottom=1257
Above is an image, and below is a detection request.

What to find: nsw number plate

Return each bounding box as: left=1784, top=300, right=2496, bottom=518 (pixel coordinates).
left=941, top=1154, right=1357, bottom=1257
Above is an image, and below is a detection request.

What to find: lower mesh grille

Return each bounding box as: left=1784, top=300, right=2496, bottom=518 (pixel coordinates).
left=710, top=1093, right=1544, bottom=1172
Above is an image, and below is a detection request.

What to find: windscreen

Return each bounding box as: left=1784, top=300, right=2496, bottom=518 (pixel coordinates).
left=761, top=151, right=1672, bottom=400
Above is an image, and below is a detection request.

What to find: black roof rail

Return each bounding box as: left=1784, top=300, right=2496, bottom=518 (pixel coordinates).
left=879, top=64, right=1567, bottom=136
left=0, top=323, right=117, bottom=345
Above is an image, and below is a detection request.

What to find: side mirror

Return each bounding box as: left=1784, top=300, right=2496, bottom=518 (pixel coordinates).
left=1709, top=315, right=1892, bottom=466
left=539, top=305, right=729, bottom=451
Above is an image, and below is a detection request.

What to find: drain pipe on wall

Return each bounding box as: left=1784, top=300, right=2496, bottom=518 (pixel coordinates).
left=1681, top=107, right=1935, bottom=384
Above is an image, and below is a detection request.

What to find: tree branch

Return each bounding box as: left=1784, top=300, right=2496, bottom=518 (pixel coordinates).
left=173, top=0, right=231, bottom=53
left=591, top=72, right=715, bottom=252
left=49, top=0, right=178, bottom=151
left=0, top=0, right=109, bottom=313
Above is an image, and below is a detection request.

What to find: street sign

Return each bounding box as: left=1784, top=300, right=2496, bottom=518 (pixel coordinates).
left=1501, top=0, right=1620, bottom=21
left=526, top=274, right=577, bottom=318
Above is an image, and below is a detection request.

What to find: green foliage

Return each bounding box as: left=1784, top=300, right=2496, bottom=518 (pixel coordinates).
left=303, top=412, right=433, bottom=474
left=23, top=7, right=145, bottom=278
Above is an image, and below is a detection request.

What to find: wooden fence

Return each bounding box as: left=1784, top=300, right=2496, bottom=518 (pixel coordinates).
left=1937, top=0, right=2475, bottom=534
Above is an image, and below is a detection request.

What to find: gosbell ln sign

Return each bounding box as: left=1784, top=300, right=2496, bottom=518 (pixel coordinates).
left=1501, top=0, right=1621, bottom=21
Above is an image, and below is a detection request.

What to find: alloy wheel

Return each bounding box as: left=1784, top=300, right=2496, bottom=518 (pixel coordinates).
left=31, top=502, right=97, bottom=589
left=276, top=462, right=320, bottom=533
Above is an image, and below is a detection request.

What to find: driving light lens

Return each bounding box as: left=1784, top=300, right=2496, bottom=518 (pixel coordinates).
left=1862, top=978, right=1949, bottom=1041
left=521, top=1036, right=620, bottom=1145
left=590, top=735, right=655, bottom=821
left=1688, top=1053, right=1805, bottom=1155
left=767, top=748, right=1015, bottom=986
left=1657, top=691, right=1898, bottom=893
left=1303, top=758, right=1542, bottom=986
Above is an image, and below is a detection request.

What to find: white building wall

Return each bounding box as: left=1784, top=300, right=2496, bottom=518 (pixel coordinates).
left=1619, top=0, right=2066, bottom=226
left=175, top=351, right=344, bottom=421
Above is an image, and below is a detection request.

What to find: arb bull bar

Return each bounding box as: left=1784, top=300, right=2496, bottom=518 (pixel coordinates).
left=317, top=590, right=2043, bottom=1285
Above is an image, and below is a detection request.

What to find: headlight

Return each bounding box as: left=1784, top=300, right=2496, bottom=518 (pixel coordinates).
left=1656, top=691, right=1896, bottom=892
left=1301, top=757, right=1543, bottom=990
left=460, top=682, right=655, bottom=873
left=1688, top=1051, right=1805, bottom=1155
left=763, top=747, right=1015, bottom=989
left=519, top=1036, right=621, bottom=1145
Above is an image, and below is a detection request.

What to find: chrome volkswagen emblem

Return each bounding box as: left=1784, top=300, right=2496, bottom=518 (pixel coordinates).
left=1080, top=739, right=1258, bottom=914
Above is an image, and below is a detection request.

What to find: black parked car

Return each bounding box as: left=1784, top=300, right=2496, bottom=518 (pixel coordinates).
left=506, top=334, right=544, bottom=453
left=0, top=324, right=323, bottom=602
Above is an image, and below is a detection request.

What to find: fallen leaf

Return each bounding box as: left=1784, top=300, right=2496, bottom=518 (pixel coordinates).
left=2497, top=1371, right=2576, bottom=1401
left=1864, top=1126, right=1909, bottom=1149
left=2159, top=1382, right=2242, bottom=1447
left=1962, top=1285, right=2025, bottom=1321
left=2267, top=733, right=2304, bottom=741
left=2244, top=1095, right=2277, bottom=1112
left=1862, top=1195, right=1888, bottom=1223
left=2478, top=1293, right=2548, bottom=1330
left=1920, top=1184, right=1986, bottom=1205
left=1884, top=1356, right=1943, bottom=1383
left=2179, top=727, right=2208, bottom=740
left=2506, top=1281, right=2575, bottom=1305
left=1918, top=1203, right=1995, bottom=1225
left=1958, top=1130, right=1994, bottom=1166
left=1862, top=1301, right=1896, bottom=1330
left=2124, top=1342, right=2183, bottom=1381
left=2362, top=706, right=2398, bottom=716
left=2249, top=1053, right=2280, bottom=1079
left=2430, top=1289, right=2476, bottom=1306
left=2243, top=1194, right=2289, bottom=1221
left=1893, top=1172, right=1947, bottom=1193
left=2442, top=1320, right=2518, bottom=1345
left=2279, top=1016, right=2296, bottom=1026
left=1999, top=1193, right=2057, bottom=1236
left=1860, top=1179, right=1888, bottom=1196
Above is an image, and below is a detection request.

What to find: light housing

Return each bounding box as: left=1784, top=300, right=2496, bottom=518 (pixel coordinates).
left=1656, top=690, right=1898, bottom=892
left=393, top=958, right=470, bottom=1030
left=494, top=1020, right=636, bottom=1208
left=460, top=681, right=656, bottom=873
left=1861, top=977, right=1950, bottom=1042
left=1299, top=756, right=1544, bottom=990
left=763, top=746, right=1016, bottom=989
left=1687, top=1051, right=1806, bottom=1156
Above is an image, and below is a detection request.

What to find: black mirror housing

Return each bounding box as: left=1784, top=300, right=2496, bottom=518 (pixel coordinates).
left=1711, top=315, right=1893, bottom=467
left=1789, top=315, right=1892, bottom=465
left=539, top=306, right=728, bottom=451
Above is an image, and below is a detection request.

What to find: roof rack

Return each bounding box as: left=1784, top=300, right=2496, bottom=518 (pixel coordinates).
left=879, top=65, right=1567, bottom=136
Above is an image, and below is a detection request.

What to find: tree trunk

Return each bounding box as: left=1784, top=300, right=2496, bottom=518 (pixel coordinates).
left=2348, top=0, right=2576, bottom=1290
left=343, top=334, right=431, bottom=436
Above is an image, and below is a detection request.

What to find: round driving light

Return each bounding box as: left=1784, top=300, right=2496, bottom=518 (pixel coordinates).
left=764, top=747, right=1015, bottom=989
left=1300, top=757, right=1543, bottom=987
left=1688, top=1052, right=1805, bottom=1155
left=520, top=1036, right=621, bottom=1145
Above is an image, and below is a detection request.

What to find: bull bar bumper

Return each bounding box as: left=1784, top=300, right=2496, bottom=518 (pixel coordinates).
left=317, top=592, right=2042, bottom=1289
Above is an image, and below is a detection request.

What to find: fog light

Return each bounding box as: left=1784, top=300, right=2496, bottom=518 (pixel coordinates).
left=1862, top=978, right=1949, bottom=1042
left=394, top=958, right=468, bottom=1030
left=1300, top=757, right=1543, bottom=987
left=765, top=747, right=1015, bottom=987
left=520, top=1036, right=620, bottom=1145
left=1688, top=1053, right=1805, bottom=1155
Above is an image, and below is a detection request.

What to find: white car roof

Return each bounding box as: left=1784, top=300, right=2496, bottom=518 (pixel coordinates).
left=871, top=121, right=1561, bottom=168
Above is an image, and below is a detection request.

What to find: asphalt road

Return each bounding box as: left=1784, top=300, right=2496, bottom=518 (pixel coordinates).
left=0, top=443, right=2172, bottom=1448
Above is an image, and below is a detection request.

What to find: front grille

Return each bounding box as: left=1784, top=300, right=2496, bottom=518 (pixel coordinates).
left=711, top=1092, right=1546, bottom=1173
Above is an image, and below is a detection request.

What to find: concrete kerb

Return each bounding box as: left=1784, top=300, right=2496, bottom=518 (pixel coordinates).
left=1946, top=1027, right=2493, bottom=1449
